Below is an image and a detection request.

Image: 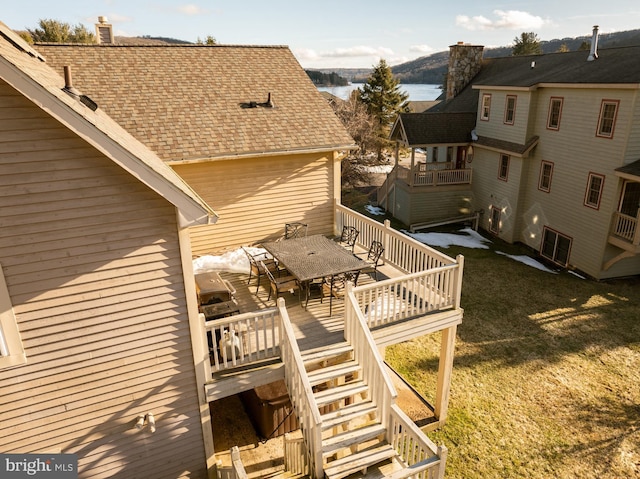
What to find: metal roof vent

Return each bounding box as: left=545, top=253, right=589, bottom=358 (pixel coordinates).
left=62, top=66, right=99, bottom=111
left=587, top=25, right=599, bottom=61
left=239, top=93, right=275, bottom=109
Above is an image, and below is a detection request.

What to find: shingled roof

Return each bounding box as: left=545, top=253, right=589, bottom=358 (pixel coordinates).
left=0, top=22, right=216, bottom=226
left=391, top=112, right=476, bottom=146
left=36, top=43, right=356, bottom=163
left=431, top=45, right=640, bottom=114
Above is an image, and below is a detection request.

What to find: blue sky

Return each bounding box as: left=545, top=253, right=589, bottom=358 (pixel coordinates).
left=3, top=1, right=640, bottom=69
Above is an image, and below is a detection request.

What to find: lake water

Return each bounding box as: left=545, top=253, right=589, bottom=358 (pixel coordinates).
left=317, top=83, right=441, bottom=101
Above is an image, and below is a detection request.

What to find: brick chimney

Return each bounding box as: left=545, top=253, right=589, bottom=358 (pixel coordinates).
left=446, top=42, right=484, bottom=100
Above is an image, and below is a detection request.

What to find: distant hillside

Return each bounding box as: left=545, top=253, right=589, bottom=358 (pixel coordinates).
left=305, top=70, right=349, bottom=86
left=318, top=28, right=640, bottom=85
left=114, top=35, right=191, bottom=45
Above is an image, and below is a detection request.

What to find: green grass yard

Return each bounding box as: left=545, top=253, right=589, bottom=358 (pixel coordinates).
left=386, top=236, right=640, bottom=478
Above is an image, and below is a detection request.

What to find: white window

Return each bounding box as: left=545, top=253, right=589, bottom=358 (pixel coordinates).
left=584, top=173, right=605, bottom=209
left=504, top=95, right=516, bottom=125
left=481, top=94, right=491, bottom=121
left=0, top=263, right=26, bottom=369
left=547, top=97, right=563, bottom=130
left=541, top=228, right=572, bottom=267
left=539, top=161, right=554, bottom=192
left=596, top=100, right=619, bottom=138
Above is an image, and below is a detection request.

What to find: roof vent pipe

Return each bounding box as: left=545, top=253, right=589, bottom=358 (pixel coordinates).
left=587, top=25, right=599, bottom=61
left=62, top=66, right=80, bottom=97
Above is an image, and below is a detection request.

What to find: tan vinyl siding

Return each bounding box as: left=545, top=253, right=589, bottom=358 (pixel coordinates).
left=174, top=153, right=335, bottom=255
left=393, top=183, right=473, bottom=226
left=472, top=149, right=524, bottom=243
left=517, top=87, right=634, bottom=278
left=623, top=91, right=640, bottom=163
left=0, top=81, right=206, bottom=478
left=475, top=90, right=531, bottom=144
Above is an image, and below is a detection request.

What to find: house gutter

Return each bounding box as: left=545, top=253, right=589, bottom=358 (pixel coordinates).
left=166, top=143, right=358, bottom=165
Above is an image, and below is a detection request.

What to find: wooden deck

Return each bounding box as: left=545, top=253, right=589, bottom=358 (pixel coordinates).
left=218, top=252, right=395, bottom=353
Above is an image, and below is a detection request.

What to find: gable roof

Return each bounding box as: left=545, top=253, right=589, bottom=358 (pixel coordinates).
left=0, top=22, right=216, bottom=227
left=36, top=43, right=356, bottom=164
left=391, top=112, right=476, bottom=146
left=431, top=45, right=640, bottom=114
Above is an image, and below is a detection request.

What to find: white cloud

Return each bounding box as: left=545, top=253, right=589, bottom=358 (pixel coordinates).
left=295, top=45, right=395, bottom=67
left=323, top=46, right=394, bottom=58
left=409, top=44, right=436, bottom=54
left=178, top=4, right=207, bottom=15
left=456, top=10, right=548, bottom=31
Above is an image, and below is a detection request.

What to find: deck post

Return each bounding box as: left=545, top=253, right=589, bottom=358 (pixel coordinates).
left=435, top=324, right=457, bottom=423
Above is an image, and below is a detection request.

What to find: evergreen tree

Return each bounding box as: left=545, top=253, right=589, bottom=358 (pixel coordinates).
left=196, top=35, right=217, bottom=45
left=28, top=19, right=96, bottom=43
left=358, top=59, right=409, bottom=159
left=512, top=32, right=542, bottom=55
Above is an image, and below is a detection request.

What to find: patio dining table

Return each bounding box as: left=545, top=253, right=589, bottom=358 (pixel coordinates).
left=261, top=234, right=369, bottom=305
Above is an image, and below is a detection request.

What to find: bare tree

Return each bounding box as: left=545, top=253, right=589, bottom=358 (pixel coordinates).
left=330, top=92, right=385, bottom=188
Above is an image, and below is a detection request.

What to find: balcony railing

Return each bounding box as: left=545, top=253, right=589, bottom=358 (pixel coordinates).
left=397, top=164, right=472, bottom=187
left=611, top=211, right=640, bottom=245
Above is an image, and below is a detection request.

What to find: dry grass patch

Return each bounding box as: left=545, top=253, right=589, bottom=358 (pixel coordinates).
left=386, top=239, right=640, bottom=479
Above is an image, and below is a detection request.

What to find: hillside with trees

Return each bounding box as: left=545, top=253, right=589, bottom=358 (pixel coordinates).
left=317, top=28, right=640, bottom=84
left=305, top=70, right=349, bottom=86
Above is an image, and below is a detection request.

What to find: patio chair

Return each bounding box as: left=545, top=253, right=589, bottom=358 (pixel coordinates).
left=261, top=261, right=302, bottom=304
left=284, top=222, right=308, bottom=239
left=359, top=240, right=384, bottom=280
left=242, top=247, right=280, bottom=294
left=321, top=270, right=361, bottom=316
left=337, top=225, right=359, bottom=252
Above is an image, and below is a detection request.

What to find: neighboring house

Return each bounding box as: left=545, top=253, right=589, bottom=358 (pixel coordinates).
left=36, top=39, right=356, bottom=257
left=0, top=22, right=217, bottom=478
left=386, top=28, right=640, bottom=280
left=3, top=20, right=462, bottom=479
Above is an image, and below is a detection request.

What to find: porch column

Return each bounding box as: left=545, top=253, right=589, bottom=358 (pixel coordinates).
left=409, top=148, right=415, bottom=186
left=435, top=324, right=457, bottom=423
left=395, top=142, right=399, bottom=166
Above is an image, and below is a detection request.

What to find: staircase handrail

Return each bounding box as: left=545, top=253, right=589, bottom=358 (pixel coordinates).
left=344, top=284, right=397, bottom=432
left=277, top=298, right=323, bottom=479
left=387, top=404, right=447, bottom=479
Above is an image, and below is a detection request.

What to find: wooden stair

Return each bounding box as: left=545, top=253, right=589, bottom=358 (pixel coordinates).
left=301, top=343, right=401, bottom=479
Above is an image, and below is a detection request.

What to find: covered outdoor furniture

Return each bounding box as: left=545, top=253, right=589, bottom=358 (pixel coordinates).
left=242, top=247, right=280, bottom=294
left=337, top=225, right=359, bottom=252
left=358, top=240, right=385, bottom=280
left=321, top=270, right=361, bottom=315
left=284, top=222, right=308, bottom=239
left=261, top=261, right=302, bottom=303
left=261, top=235, right=368, bottom=311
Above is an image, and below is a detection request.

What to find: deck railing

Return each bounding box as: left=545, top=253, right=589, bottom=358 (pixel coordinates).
left=335, top=202, right=457, bottom=272
left=203, top=308, right=280, bottom=375
left=277, top=298, right=323, bottom=479
left=344, top=289, right=397, bottom=431
left=388, top=404, right=447, bottom=479
left=353, top=263, right=461, bottom=329
left=611, top=211, right=640, bottom=244
left=394, top=165, right=472, bottom=187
